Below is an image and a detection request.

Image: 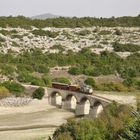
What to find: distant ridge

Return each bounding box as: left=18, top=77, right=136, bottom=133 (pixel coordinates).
left=31, top=13, right=61, bottom=19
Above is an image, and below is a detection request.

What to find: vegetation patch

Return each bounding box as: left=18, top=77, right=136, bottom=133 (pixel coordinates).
left=52, top=77, right=71, bottom=84
left=51, top=102, right=140, bottom=140
left=32, top=29, right=59, bottom=38
left=32, top=87, right=45, bottom=100
left=99, top=30, right=112, bottom=35
left=0, top=81, right=25, bottom=96
left=0, top=86, right=10, bottom=99
left=112, top=42, right=140, bottom=52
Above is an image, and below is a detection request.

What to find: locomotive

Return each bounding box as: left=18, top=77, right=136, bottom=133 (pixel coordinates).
left=52, top=82, right=93, bottom=95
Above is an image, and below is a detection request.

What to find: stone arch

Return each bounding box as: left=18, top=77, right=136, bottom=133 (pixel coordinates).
left=79, top=97, right=91, bottom=115
left=50, top=91, right=62, bottom=107
left=63, top=94, right=78, bottom=111
left=91, top=100, right=103, bottom=118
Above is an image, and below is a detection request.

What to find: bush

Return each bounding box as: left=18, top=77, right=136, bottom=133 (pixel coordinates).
left=31, top=78, right=45, bottom=86
left=84, top=67, right=94, bottom=76
left=123, top=78, right=135, bottom=87
left=68, top=67, right=83, bottom=75
left=32, top=29, right=59, bottom=38
left=0, top=86, right=11, bottom=99
left=84, top=77, right=96, bottom=87
left=99, top=30, right=111, bottom=35
left=77, top=30, right=91, bottom=36
left=34, top=64, right=49, bottom=73
left=32, top=87, right=45, bottom=99
left=114, top=29, right=122, bottom=35
left=42, top=75, right=52, bottom=86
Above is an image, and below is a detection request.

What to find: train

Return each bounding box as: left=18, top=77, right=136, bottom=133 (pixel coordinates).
left=52, top=82, right=93, bottom=95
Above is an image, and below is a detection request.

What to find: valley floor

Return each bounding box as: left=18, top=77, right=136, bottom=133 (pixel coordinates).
left=0, top=99, right=74, bottom=140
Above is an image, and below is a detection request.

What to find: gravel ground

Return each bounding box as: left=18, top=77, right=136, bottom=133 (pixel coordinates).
left=0, top=99, right=74, bottom=140
left=94, top=93, right=137, bottom=107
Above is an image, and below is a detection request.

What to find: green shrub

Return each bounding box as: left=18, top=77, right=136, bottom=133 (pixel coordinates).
left=32, top=29, right=59, bottom=38
left=84, top=77, right=96, bottom=87
left=68, top=67, right=83, bottom=75
left=136, top=80, right=140, bottom=90
left=17, top=72, right=35, bottom=83
left=34, top=64, right=49, bottom=73
left=114, top=29, right=122, bottom=35
left=84, top=67, right=94, bottom=76
left=1, top=81, right=25, bottom=95
left=31, top=78, right=45, bottom=86
left=77, top=30, right=91, bottom=36
left=0, top=64, right=15, bottom=76
left=32, top=87, right=45, bottom=99
left=99, top=30, right=111, bottom=35
left=123, top=78, right=135, bottom=87
left=42, top=75, right=52, bottom=86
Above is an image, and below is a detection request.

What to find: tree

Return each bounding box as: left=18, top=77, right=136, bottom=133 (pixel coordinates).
left=32, top=87, right=45, bottom=99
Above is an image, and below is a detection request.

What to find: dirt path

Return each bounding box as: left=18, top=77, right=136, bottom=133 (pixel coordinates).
left=0, top=99, right=74, bottom=140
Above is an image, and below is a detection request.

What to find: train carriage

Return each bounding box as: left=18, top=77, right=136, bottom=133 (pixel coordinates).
left=52, top=82, right=93, bottom=95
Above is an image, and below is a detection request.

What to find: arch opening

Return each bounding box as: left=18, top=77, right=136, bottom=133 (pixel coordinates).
left=50, top=91, right=62, bottom=107
left=65, top=94, right=77, bottom=110
left=92, top=101, right=103, bottom=117
left=80, top=97, right=91, bottom=115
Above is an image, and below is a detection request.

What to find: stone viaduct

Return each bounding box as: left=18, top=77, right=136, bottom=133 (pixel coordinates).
left=23, top=84, right=112, bottom=118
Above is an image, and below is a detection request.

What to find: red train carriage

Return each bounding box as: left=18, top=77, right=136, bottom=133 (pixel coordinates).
left=52, top=82, right=93, bottom=95
left=52, top=82, right=69, bottom=90
left=69, top=85, right=80, bottom=92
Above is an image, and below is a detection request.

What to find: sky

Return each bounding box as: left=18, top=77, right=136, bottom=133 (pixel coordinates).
left=0, top=0, right=140, bottom=17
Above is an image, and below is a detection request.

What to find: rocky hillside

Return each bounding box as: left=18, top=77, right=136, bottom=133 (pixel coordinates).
left=31, top=13, right=60, bottom=19
left=0, top=27, right=140, bottom=57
